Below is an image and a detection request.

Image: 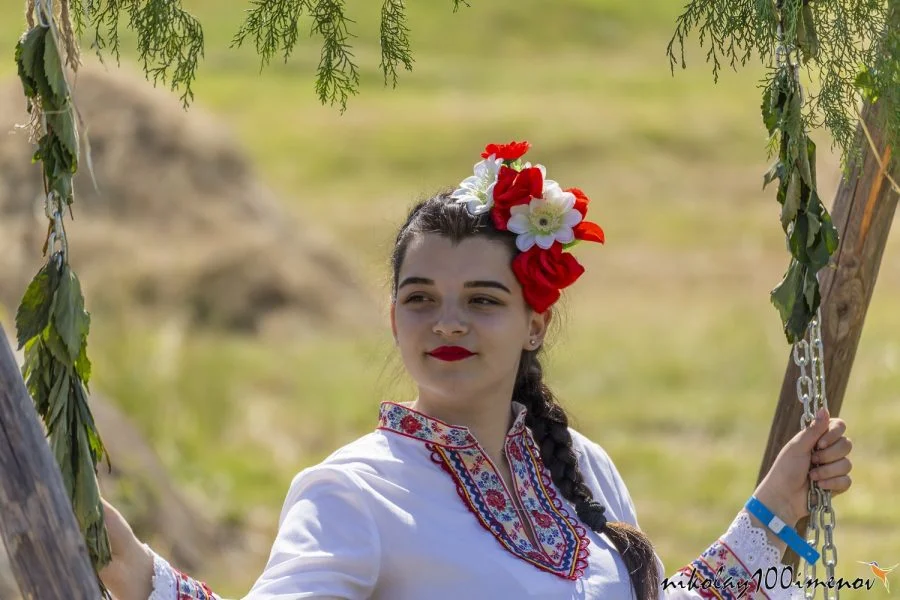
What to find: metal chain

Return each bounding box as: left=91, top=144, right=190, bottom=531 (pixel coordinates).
left=776, top=0, right=838, bottom=594
left=793, top=309, right=839, bottom=599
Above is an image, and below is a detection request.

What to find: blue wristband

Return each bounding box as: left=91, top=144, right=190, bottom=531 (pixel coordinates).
left=745, top=496, right=820, bottom=565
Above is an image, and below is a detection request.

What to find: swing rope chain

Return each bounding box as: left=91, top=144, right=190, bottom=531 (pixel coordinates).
left=793, top=309, right=839, bottom=599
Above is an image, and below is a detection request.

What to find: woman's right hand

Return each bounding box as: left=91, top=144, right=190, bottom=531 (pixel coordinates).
left=98, top=497, right=155, bottom=600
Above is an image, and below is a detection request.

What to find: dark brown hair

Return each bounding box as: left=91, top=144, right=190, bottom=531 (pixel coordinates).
left=389, top=192, right=660, bottom=600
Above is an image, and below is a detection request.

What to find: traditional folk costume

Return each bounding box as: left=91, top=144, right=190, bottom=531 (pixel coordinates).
left=146, top=142, right=805, bottom=599
left=147, top=401, right=802, bottom=600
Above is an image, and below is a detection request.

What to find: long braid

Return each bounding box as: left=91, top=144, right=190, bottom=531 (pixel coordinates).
left=515, top=351, right=660, bottom=600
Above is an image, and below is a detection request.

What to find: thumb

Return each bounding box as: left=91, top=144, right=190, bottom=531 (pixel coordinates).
left=794, top=407, right=830, bottom=451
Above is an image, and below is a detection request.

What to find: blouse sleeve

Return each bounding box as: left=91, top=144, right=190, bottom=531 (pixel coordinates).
left=583, top=439, right=804, bottom=600
left=147, top=547, right=224, bottom=600
left=145, top=464, right=381, bottom=600
left=243, top=464, right=381, bottom=599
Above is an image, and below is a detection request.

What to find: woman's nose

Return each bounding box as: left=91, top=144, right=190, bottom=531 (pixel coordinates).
left=432, top=305, right=468, bottom=337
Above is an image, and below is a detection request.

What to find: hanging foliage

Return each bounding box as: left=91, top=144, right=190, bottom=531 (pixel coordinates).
left=14, top=5, right=111, bottom=595
left=667, top=0, right=898, bottom=343
left=67, top=0, right=423, bottom=109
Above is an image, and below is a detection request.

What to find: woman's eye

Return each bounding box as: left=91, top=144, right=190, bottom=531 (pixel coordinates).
left=404, top=294, right=428, bottom=304
left=471, top=297, right=500, bottom=306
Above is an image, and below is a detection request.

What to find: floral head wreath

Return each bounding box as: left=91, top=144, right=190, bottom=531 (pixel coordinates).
left=451, top=141, right=605, bottom=313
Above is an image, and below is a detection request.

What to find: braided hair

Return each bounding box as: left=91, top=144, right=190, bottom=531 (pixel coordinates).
left=515, top=351, right=660, bottom=600
left=390, top=192, right=660, bottom=600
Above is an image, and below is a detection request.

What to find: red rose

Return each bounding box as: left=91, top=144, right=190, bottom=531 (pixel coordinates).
left=491, top=166, right=543, bottom=230
left=485, top=489, right=507, bottom=510
left=531, top=511, right=554, bottom=528
left=566, top=187, right=605, bottom=244
left=481, top=141, right=531, bottom=161
left=511, top=244, right=585, bottom=313
left=399, top=415, right=422, bottom=435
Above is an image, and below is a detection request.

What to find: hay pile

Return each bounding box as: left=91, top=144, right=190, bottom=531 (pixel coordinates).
left=0, top=63, right=376, bottom=335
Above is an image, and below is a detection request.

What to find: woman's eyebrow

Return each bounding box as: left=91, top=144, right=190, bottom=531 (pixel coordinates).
left=398, top=276, right=433, bottom=289
left=464, top=280, right=511, bottom=294
left=397, top=277, right=511, bottom=294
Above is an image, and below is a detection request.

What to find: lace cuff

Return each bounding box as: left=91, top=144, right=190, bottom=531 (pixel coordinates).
left=721, top=510, right=783, bottom=572
left=672, top=511, right=805, bottom=599
left=147, top=544, right=178, bottom=600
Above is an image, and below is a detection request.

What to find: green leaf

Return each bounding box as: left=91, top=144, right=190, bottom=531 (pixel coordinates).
left=20, top=28, right=47, bottom=77
left=46, top=368, right=71, bottom=432
left=15, top=27, right=47, bottom=98
left=797, top=5, right=820, bottom=63
left=52, top=265, right=90, bottom=362
left=805, top=137, right=817, bottom=188
left=820, top=208, right=839, bottom=254
left=763, top=160, right=783, bottom=190
left=16, top=263, right=59, bottom=348
left=761, top=84, right=778, bottom=135
left=789, top=212, right=809, bottom=261
left=806, top=214, right=821, bottom=250
left=75, top=387, right=106, bottom=465
left=803, top=268, right=821, bottom=313
left=807, top=232, right=831, bottom=272
left=44, top=324, right=73, bottom=365
left=46, top=109, right=78, bottom=172
left=42, top=31, right=67, bottom=101
left=50, top=171, right=74, bottom=203
left=771, top=262, right=815, bottom=343
left=781, top=171, right=801, bottom=230
left=75, top=339, right=92, bottom=386
left=770, top=260, right=803, bottom=324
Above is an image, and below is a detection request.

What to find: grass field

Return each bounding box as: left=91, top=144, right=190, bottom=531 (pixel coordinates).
left=1, top=1, right=898, bottom=597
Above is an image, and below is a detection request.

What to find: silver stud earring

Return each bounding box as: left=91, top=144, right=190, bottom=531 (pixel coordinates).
left=529, top=339, right=537, bottom=346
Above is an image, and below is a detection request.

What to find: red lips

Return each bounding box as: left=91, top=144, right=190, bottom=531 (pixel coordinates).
left=427, top=346, right=476, bottom=361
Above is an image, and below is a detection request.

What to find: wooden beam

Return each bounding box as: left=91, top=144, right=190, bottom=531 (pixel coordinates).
left=0, top=324, right=101, bottom=599
left=756, top=100, right=899, bottom=567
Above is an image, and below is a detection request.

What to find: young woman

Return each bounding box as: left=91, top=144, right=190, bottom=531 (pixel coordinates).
left=99, top=142, right=853, bottom=600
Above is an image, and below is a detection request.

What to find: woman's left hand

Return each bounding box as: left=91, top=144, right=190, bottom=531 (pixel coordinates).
left=753, top=407, right=853, bottom=527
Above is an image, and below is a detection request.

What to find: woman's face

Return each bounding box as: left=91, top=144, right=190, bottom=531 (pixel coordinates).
left=391, top=233, right=550, bottom=404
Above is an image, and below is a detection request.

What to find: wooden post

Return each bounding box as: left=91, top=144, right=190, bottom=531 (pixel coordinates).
left=756, top=100, right=899, bottom=567
left=0, top=324, right=101, bottom=599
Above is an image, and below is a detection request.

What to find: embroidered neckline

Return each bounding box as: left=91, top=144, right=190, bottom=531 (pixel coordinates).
left=377, top=401, right=590, bottom=580
left=377, top=401, right=528, bottom=449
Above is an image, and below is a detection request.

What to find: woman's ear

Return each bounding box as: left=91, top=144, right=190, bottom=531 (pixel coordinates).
left=527, top=307, right=552, bottom=347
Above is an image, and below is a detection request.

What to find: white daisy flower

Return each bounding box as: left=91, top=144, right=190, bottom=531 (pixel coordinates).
left=506, top=182, right=583, bottom=251
left=451, top=155, right=503, bottom=215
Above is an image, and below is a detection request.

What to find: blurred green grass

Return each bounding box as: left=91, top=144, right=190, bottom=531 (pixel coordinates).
left=2, top=0, right=898, bottom=597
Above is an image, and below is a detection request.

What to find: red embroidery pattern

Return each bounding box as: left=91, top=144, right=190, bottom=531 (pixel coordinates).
left=174, top=569, right=219, bottom=600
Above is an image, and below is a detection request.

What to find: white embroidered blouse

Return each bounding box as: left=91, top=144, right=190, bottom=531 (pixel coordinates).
left=149, top=401, right=803, bottom=600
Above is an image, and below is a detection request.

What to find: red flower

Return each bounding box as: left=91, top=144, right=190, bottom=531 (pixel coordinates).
left=482, top=141, right=531, bottom=161
left=485, top=489, right=507, bottom=510
left=399, top=415, right=422, bottom=435
left=531, top=511, right=554, bottom=528
left=511, top=244, right=585, bottom=313
left=566, top=187, right=605, bottom=244
left=491, top=165, right=543, bottom=230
